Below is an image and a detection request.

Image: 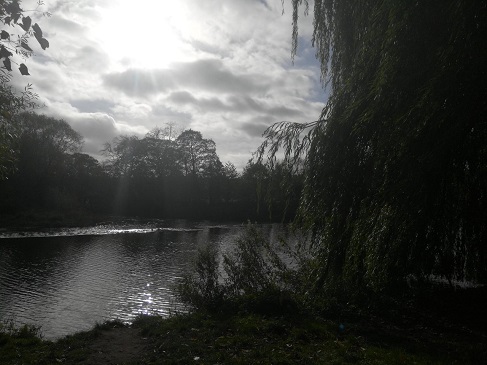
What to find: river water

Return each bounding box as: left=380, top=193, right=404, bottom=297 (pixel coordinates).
left=0, top=220, right=287, bottom=339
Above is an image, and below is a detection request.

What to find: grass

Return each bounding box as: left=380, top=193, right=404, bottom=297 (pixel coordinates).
left=136, top=311, right=486, bottom=365
left=1, top=308, right=485, bottom=365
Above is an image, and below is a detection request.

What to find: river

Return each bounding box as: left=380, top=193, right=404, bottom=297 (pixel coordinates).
left=0, top=220, right=288, bottom=339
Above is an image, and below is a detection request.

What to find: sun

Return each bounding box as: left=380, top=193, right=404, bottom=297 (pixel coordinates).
left=97, top=0, right=193, bottom=69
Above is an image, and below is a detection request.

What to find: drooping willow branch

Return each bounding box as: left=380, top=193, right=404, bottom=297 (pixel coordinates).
left=255, top=118, right=326, bottom=174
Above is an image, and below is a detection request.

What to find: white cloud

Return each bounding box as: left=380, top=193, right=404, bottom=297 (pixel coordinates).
left=19, top=0, right=324, bottom=170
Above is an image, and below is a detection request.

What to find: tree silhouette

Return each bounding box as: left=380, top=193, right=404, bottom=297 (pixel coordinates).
left=176, top=129, right=222, bottom=177
left=2, top=112, right=82, bottom=212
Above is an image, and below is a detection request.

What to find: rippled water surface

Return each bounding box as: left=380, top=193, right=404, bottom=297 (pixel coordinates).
left=0, top=221, right=285, bottom=339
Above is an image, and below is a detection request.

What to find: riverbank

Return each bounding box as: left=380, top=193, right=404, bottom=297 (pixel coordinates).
left=1, top=306, right=486, bottom=365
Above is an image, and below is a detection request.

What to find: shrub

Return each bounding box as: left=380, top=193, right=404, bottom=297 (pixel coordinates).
left=0, top=318, right=43, bottom=339
left=176, top=242, right=225, bottom=310
left=176, top=223, right=307, bottom=314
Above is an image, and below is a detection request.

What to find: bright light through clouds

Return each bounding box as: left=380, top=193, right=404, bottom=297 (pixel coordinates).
left=28, top=0, right=324, bottom=170
left=97, top=0, right=195, bottom=69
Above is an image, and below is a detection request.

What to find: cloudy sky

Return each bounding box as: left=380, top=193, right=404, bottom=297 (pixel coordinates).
left=11, top=0, right=325, bottom=170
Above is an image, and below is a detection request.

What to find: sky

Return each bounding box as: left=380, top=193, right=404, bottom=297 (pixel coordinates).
left=11, top=0, right=325, bottom=170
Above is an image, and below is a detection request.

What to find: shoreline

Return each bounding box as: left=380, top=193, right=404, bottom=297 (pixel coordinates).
left=1, top=306, right=486, bottom=364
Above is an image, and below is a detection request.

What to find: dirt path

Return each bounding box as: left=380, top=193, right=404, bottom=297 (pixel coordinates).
left=81, top=327, right=151, bottom=365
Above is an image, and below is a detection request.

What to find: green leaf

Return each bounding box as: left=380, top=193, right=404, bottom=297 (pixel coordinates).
left=3, top=58, right=12, bottom=71
left=32, top=23, right=43, bottom=38
left=32, top=23, right=49, bottom=50
left=37, top=37, right=49, bottom=50
left=0, top=46, right=13, bottom=59
left=21, top=41, right=32, bottom=52
left=20, top=16, right=32, bottom=32
left=12, top=12, right=21, bottom=24
left=19, top=63, right=29, bottom=75
left=5, top=1, right=22, bottom=15
left=1, top=31, right=10, bottom=40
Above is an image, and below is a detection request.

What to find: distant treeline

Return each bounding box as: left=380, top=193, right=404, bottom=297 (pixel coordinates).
left=0, top=112, right=302, bottom=224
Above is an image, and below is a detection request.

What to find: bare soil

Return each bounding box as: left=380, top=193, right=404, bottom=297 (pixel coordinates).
left=80, top=327, right=150, bottom=365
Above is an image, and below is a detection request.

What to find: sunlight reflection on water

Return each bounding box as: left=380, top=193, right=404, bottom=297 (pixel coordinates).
left=0, top=222, right=289, bottom=339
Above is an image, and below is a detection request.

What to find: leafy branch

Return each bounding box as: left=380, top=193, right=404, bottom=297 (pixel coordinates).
left=255, top=118, right=326, bottom=174
left=0, top=0, right=50, bottom=77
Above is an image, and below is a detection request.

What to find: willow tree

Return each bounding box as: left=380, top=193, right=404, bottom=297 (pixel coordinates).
left=260, top=1, right=487, bottom=293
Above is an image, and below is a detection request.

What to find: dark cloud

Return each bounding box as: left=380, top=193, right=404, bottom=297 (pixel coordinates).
left=268, top=104, right=304, bottom=118
left=174, top=59, right=267, bottom=94
left=226, top=95, right=302, bottom=117
left=240, top=116, right=276, bottom=137
left=103, top=69, right=175, bottom=96
left=167, top=91, right=227, bottom=111
left=166, top=91, right=303, bottom=118
left=69, top=113, right=119, bottom=145
left=168, top=91, right=198, bottom=104
left=70, top=99, right=116, bottom=113
left=103, top=59, right=269, bottom=97
left=48, top=16, right=86, bottom=34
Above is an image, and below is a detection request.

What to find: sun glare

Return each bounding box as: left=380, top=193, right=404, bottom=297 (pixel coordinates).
left=98, top=0, right=193, bottom=69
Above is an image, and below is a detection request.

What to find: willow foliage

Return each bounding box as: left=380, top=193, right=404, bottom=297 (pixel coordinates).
left=261, top=1, right=487, bottom=292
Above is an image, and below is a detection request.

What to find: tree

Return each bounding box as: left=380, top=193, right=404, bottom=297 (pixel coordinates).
left=68, top=153, right=103, bottom=177
left=259, top=1, right=487, bottom=293
left=15, top=111, right=82, bottom=172
left=103, top=130, right=182, bottom=179
left=176, top=129, right=222, bottom=177
left=146, top=123, right=180, bottom=141
left=0, top=0, right=50, bottom=79
left=65, top=152, right=111, bottom=213
left=241, top=161, right=269, bottom=218
left=219, top=161, right=239, bottom=204
left=103, top=135, right=151, bottom=178
left=223, top=161, right=238, bottom=180
left=2, top=112, right=82, bottom=211
left=0, top=0, right=51, bottom=180
left=145, top=128, right=182, bottom=177
left=102, top=128, right=226, bottom=217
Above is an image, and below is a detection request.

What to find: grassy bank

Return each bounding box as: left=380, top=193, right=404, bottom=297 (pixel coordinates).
left=1, top=223, right=486, bottom=364
left=1, top=308, right=486, bottom=365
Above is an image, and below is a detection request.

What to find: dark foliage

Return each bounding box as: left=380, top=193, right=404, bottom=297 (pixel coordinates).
left=258, top=0, right=487, bottom=294
left=0, top=0, right=51, bottom=180
left=1, top=115, right=303, bottom=226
